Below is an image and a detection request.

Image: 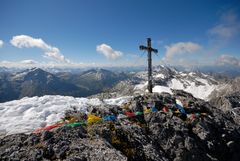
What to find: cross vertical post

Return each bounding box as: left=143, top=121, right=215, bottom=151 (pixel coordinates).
left=147, top=38, right=152, bottom=93
left=139, top=38, right=158, bottom=93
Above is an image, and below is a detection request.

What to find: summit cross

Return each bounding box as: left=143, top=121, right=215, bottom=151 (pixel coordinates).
left=139, top=38, right=158, bottom=93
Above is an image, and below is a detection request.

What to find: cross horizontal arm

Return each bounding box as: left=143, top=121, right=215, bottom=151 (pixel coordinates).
left=152, top=48, right=158, bottom=53
left=139, top=45, right=148, bottom=50
left=139, top=45, right=158, bottom=53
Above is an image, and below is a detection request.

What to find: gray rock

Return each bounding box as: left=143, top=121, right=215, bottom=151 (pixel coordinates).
left=41, top=130, right=53, bottom=141
left=1, top=91, right=240, bottom=161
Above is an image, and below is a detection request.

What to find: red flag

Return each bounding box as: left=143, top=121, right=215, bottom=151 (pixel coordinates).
left=125, top=112, right=136, bottom=118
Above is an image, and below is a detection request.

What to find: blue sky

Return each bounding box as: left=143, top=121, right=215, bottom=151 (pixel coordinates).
left=0, top=0, right=240, bottom=68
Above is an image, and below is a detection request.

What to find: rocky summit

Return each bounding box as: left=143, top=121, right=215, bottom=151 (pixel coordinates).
left=0, top=90, right=240, bottom=161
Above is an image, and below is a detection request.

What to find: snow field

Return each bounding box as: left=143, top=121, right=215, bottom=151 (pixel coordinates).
left=0, top=95, right=132, bottom=135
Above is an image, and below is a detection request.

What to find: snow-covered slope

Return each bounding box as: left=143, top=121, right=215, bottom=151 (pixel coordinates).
left=133, top=65, right=222, bottom=100
left=0, top=95, right=131, bottom=136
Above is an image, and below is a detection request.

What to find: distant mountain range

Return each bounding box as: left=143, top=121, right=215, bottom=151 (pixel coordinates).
left=0, top=66, right=146, bottom=74
left=1, top=65, right=240, bottom=77
left=0, top=68, right=128, bottom=103
left=1, top=65, right=239, bottom=103
left=95, top=65, right=227, bottom=100
left=56, top=68, right=128, bottom=94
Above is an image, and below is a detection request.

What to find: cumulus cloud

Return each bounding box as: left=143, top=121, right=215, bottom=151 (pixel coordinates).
left=216, top=54, right=240, bottom=66
left=10, top=35, right=70, bottom=63
left=164, top=42, right=202, bottom=59
left=96, top=43, right=123, bottom=60
left=0, top=40, right=3, bottom=47
left=209, top=11, right=240, bottom=39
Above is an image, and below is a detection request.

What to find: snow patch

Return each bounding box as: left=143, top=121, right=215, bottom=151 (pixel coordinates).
left=153, top=86, right=173, bottom=94
left=0, top=95, right=130, bottom=136
left=168, top=78, right=185, bottom=89
left=189, top=72, right=195, bottom=76
left=134, top=75, right=218, bottom=100
left=134, top=82, right=148, bottom=91
left=12, top=71, right=28, bottom=80
left=104, top=96, right=132, bottom=106
left=180, top=73, right=187, bottom=76
left=155, top=73, right=165, bottom=79
left=168, top=78, right=218, bottom=100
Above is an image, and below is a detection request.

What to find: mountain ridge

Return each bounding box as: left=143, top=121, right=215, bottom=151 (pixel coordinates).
left=0, top=68, right=128, bottom=102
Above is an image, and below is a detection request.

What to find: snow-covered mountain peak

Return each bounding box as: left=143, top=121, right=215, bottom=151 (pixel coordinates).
left=133, top=65, right=222, bottom=100
left=10, top=68, right=55, bottom=82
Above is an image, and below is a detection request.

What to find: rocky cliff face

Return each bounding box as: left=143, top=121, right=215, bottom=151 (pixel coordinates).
left=0, top=90, right=240, bottom=161
left=209, top=77, right=240, bottom=113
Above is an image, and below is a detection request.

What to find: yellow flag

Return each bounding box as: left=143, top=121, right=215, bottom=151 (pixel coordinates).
left=144, top=108, right=151, bottom=114
left=87, top=114, right=102, bottom=125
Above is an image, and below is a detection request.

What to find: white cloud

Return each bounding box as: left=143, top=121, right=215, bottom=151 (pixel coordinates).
left=0, top=40, right=3, bottom=47
left=20, top=59, right=38, bottom=65
left=10, top=35, right=70, bottom=63
left=209, top=25, right=238, bottom=38
left=209, top=11, right=240, bottom=39
left=0, top=60, right=39, bottom=68
left=164, top=42, right=201, bottom=59
left=0, top=60, right=11, bottom=64
left=0, top=60, right=102, bottom=68
left=215, top=54, right=240, bottom=66
left=96, top=43, right=123, bottom=60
